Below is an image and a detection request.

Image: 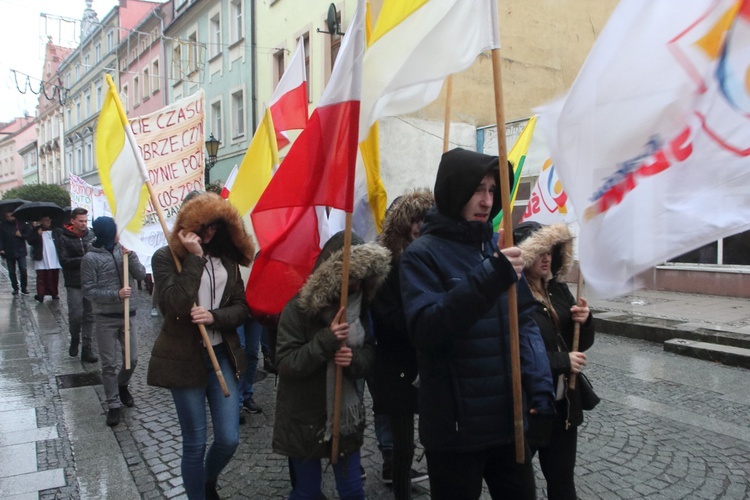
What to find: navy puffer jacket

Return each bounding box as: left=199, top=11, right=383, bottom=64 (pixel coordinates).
left=400, top=148, right=554, bottom=453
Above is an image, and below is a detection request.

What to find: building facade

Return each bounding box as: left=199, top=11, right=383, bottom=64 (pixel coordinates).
left=163, top=0, right=255, bottom=185
left=0, top=117, right=36, bottom=196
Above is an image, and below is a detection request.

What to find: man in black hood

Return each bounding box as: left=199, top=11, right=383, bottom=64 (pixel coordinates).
left=400, top=148, right=554, bottom=499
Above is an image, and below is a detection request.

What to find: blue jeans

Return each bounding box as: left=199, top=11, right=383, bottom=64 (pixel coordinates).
left=374, top=413, right=394, bottom=453
left=237, top=317, right=263, bottom=403
left=289, top=451, right=364, bottom=500
left=171, top=343, right=240, bottom=499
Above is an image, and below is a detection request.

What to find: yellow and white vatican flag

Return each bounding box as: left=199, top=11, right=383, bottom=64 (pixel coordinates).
left=95, top=74, right=150, bottom=254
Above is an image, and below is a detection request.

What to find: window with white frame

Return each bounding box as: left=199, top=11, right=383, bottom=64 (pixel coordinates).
left=152, top=59, right=160, bottom=91
left=85, top=142, right=92, bottom=172
left=273, top=49, right=285, bottom=88
left=66, top=108, right=72, bottom=128
left=188, top=32, right=198, bottom=74
left=210, top=13, right=221, bottom=58
left=121, top=84, right=129, bottom=111
left=106, top=30, right=114, bottom=52
left=211, top=100, right=222, bottom=142
left=230, top=0, right=243, bottom=43
left=134, top=75, right=141, bottom=103
left=75, top=99, right=81, bottom=123
left=95, top=43, right=101, bottom=62
left=231, top=90, right=245, bottom=138
left=75, top=64, right=80, bottom=81
left=84, top=91, right=91, bottom=117
left=84, top=53, right=90, bottom=69
left=172, top=44, right=182, bottom=80
left=66, top=151, right=73, bottom=173
left=143, top=68, right=150, bottom=97
left=76, top=147, right=83, bottom=174
left=96, top=84, right=102, bottom=108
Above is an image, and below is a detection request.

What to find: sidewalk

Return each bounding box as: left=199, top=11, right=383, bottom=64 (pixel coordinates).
left=583, top=287, right=750, bottom=368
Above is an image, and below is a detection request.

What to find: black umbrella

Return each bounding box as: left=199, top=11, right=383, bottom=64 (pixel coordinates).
left=0, top=198, right=30, bottom=214
left=12, top=201, right=65, bottom=222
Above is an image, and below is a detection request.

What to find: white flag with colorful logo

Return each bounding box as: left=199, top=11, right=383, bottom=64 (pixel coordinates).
left=520, top=159, right=576, bottom=225
left=537, top=0, right=750, bottom=298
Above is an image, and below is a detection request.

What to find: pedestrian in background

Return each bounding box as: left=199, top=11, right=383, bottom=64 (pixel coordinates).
left=272, top=231, right=389, bottom=500
left=148, top=192, right=254, bottom=500
left=368, top=189, right=434, bottom=497
left=399, top=148, right=555, bottom=499
left=0, top=210, right=31, bottom=295
left=54, top=207, right=98, bottom=363
left=26, top=216, right=61, bottom=302
left=81, top=216, right=146, bottom=427
left=515, top=221, right=595, bottom=500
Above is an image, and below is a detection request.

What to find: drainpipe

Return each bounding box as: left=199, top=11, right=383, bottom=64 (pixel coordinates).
left=155, top=9, right=167, bottom=107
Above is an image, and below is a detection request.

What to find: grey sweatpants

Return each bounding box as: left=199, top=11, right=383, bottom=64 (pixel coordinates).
left=95, top=314, right=138, bottom=409
left=66, top=286, right=95, bottom=349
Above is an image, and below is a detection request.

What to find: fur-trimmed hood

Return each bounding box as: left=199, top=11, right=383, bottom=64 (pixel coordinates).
left=517, top=223, right=574, bottom=282
left=169, top=192, right=255, bottom=267
left=380, top=188, right=434, bottom=261
left=298, top=232, right=391, bottom=317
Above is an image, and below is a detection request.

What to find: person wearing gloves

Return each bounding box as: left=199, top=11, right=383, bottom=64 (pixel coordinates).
left=148, top=192, right=254, bottom=500
left=81, top=216, right=146, bottom=427
left=399, top=148, right=555, bottom=500
left=272, top=231, right=389, bottom=500
left=515, top=221, right=595, bottom=500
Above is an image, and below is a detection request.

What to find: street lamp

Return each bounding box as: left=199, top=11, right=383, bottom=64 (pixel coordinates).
left=204, top=133, right=220, bottom=185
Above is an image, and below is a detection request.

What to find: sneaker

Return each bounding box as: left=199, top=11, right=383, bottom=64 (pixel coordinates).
left=242, top=397, right=262, bottom=414
left=106, top=408, right=121, bottom=427
left=151, top=307, right=159, bottom=317
left=383, top=467, right=429, bottom=485
left=410, top=468, right=429, bottom=484
left=69, top=339, right=80, bottom=357
left=11, top=289, right=19, bottom=296
left=21, top=289, right=29, bottom=295
left=81, top=347, right=98, bottom=364
left=118, top=385, right=134, bottom=408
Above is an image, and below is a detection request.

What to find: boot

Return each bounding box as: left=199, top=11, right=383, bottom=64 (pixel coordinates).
left=118, top=385, right=134, bottom=408
left=106, top=408, right=121, bottom=427
left=69, top=337, right=80, bottom=357
left=81, top=346, right=98, bottom=363
left=205, top=479, right=221, bottom=500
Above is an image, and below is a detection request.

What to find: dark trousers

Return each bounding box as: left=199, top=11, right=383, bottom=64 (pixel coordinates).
left=389, top=413, right=415, bottom=500
left=5, top=256, right=27, bottom=292
left=535, top=424, right=578, bottom=500
left=36, top=269, right=59, bottom=297
left=425, top=443, right=536, bottom=500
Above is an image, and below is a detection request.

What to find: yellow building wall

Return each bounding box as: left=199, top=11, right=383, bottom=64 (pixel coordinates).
left=256, top=0, right=619, bottom=127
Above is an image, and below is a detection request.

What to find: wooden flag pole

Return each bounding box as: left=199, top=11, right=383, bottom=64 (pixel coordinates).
left=331, top=211, right=353, bottom=464
left=569, top=266, right=585, bottom=390
left=123, top=253, right=131, bottom=370
left=491, top=48, right=525, bottom=464
left=144, top=180, right=230, bottom=397
left=443, top=75, right=454, bottom=152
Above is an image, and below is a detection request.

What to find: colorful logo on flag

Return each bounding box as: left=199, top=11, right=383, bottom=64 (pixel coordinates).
left=669, top=0, right=750, bottom=155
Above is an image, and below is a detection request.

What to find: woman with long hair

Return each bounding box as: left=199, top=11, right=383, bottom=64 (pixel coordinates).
left=148, top=192, right=255, bottom=499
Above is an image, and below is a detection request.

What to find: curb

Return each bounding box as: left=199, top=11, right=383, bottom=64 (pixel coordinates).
left=593, top=310, right=750, bottom=370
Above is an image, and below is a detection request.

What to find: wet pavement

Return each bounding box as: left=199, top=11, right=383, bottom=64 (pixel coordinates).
left=1, top=263, right=749, bottom=499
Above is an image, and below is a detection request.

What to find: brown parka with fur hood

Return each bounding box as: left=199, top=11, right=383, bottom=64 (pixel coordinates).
left=147, top=193, right=255, bottom=388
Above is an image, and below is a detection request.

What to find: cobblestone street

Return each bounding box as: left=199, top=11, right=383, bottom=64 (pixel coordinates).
left=1, top=274, right=749, bottom=499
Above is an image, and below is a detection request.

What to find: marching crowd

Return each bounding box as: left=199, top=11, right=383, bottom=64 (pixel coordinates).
left=1, top=148, right=596, bottom=500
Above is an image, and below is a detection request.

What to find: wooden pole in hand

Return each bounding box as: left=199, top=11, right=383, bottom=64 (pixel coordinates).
left=491, top=47, right=525, bottom=464
left=443, top=75, right=453, bottom=153
left=569, top=267, right=585, bottom=390
left=331, top=212, right=353, bottom=464
left=123, top=253, right=130, bottom=370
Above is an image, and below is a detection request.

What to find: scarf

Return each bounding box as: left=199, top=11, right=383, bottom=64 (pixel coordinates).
left=323, top=291, right=367, bottom=441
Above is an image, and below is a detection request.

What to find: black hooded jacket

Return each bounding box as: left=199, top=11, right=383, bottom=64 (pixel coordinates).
left=400, top=148, right=554, bottom=452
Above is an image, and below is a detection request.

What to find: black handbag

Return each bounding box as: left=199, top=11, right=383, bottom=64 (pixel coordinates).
left=577, top=372, right=601, bottom=411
